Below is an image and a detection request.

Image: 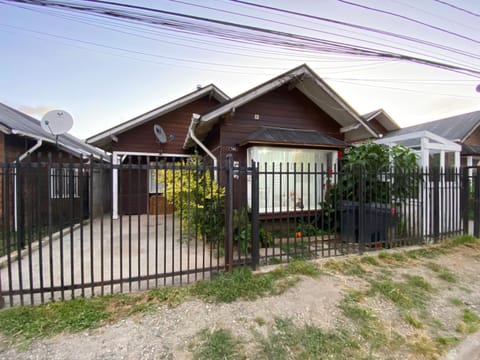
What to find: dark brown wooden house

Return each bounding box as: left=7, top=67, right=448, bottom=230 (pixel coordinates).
left=182, top=64, right=379, bottom=212
left=87, top=84, right=229, bottom=217
left=0, top=103, right=108, bottom=237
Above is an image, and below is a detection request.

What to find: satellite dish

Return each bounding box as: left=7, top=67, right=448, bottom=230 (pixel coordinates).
left=41, top=110, right=74, bottom=136
left=154, top=124, right=167, bottom=143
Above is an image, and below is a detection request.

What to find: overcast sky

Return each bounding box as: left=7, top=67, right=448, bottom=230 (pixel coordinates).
left=1, top=0, right=479, bottom=139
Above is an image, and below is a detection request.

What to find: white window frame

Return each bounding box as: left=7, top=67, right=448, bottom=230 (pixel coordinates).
left=247, top=146, right=338, bottom=213
left=50, top=167, right=79, bottom=199
left=148, top=162, right=166, bottom=194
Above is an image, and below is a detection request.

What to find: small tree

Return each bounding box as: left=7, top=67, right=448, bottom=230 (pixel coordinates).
left=160, top=156, right=225, bottom=242
left=322, top=142, right=419, bottom=230
left=339, top=142, right=419, bottom=203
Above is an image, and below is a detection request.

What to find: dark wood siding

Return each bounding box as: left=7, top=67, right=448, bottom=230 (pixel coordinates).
left=108, top=96, right=219, bottom=154
left=218, top=86, right=343, bottom=166
left=464, top=126, right=480, bottom=146
left=1, top=135, right=87, bottom=224
left=369, top=119, right=388, bottom=135
left=105, top=95, right=221, bottom=214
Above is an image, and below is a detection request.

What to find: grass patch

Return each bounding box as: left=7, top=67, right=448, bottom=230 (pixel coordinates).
left=446, top=235, right=478, bottom=247
left=192, top=328, right=244, bottom=360
left=378, top=251, right=409, bottom=263
left=369, top=275, right=434, bottom=310
left=192, top=261, right=319, bottom=303
left=436, top=336, right=460, bottom=349
left=456, top=309, right=480, bottom=334
left=258, top=318, right=362, bottom=360
left=410, top=335, right=441, bottom=359
left=404, top=312, right=424, bottom=329
left=449, top=297, right=464, bottom=307
left=360, top=255, right=380, bottom=266
left=405, top=247, right=446, bottom=259
left=426, top=262, right=458, bottom=283
left=339, top=291, right=390, bottom=350
left=0, top=297, right=110, bottom=340
left=323, top=258, right=366, bottom=276
left=269, top=259, right=321, bottom=278
left=192, top=268, right=275, bottom=303
left=146, top=286, right=191, bottom=307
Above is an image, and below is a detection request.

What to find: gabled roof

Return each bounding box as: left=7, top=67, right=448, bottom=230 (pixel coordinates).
left=240, top=126, right=348, bottom=148
left=382, top=110, right=480, bottom=143
left=87, top=84, right=229, bottom=146
left=0, top=102, right=107, bottom=160
left=361, top=109, right=400, bottom=132
left=184, top=64, right=377, bottom=148
left=342, top=108, right=400, bottom=142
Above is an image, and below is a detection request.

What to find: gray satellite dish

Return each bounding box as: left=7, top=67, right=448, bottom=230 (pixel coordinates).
left=154, top=124, right=167, bottom=143
left=41, top=110, right=74, bottom=135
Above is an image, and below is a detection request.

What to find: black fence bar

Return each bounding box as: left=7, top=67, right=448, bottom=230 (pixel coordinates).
left=0, top=157, right=474, bottom=307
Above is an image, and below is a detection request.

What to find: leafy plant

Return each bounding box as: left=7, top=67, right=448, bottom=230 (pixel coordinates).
left=321, top=142, right=420, bottom=230
left=259, top=227, right=273, bottom=247
left=161, top=155, right=225, bottom=243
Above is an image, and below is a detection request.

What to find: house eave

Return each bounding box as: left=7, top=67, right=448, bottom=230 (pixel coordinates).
left=88, top=84, right=229, bottom=146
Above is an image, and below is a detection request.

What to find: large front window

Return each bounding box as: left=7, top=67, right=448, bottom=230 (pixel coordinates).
left=247, top=147, right=338, bottom=213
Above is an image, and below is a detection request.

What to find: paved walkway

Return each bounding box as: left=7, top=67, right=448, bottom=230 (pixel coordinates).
left=0, top=215, right=220, bottom=306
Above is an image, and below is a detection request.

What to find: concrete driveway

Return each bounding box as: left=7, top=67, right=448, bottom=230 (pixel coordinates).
left=0, top=214, right=222, bottom=306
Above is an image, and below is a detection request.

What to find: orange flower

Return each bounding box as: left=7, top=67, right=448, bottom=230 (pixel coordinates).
left=295, top=231, right=302, bottom=238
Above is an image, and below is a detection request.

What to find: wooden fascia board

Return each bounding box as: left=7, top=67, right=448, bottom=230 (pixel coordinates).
left=87, top=85, right=228, bottom=144
left=461, top=120, right=480, bottom=144
left=302, top=72, right=378, bottom=138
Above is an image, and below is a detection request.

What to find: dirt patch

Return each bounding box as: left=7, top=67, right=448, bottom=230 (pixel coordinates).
left=2, top=244, right=480, bottom=359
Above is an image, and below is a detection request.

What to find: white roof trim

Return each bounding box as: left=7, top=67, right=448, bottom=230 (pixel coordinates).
left=11, top=129, right=109, bottom=160
left=184, top=65, right=376, bottom=148
left=376, top=130, right=461, bottom=151
left=87, top=84, right=229, bottom=144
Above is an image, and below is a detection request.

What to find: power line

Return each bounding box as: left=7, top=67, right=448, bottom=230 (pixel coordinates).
left=225, top=0, right=480, bottom=62
left=335, top=0, right=480, bottom=45
left=432, top=0, right=480, bottom=18
left=4, top=0, right=480, bottom=78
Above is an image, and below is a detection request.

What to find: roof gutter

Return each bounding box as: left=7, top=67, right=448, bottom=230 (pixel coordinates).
left=189, top=113, right=218, bottom=182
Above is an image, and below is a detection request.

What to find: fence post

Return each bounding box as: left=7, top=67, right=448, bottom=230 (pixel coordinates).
left=357, top=167, right=366, bottom=254
left=224, top=154, right=234, bottom=272
left=461, top=167, right=470, bottom=235
left=250, top=160, right=260, bottom=270
left=432, top=168, right=440, bottom=241
left=474, top=169, right=480, bottom=238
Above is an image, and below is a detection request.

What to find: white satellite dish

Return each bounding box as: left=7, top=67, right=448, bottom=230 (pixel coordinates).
left=154, top=124, right=167, bottom=143
left=41, top=110, right=74, bottom=136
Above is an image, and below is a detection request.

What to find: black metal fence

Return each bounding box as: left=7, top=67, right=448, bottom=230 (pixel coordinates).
left=0, top=154, right=476, bottom=307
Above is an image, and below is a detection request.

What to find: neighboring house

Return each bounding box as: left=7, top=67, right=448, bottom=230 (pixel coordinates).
left=378, top=110, right=480, bottom=169
left=0, top=102, right=108, bottom=230
left=343, top=109, right=400, bottom=142
left=87, top=84, right=230, bottom=216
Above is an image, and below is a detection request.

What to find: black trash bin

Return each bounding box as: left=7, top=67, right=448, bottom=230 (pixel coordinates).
left=340, top=201, right=359, bottom=243
left=341, top=201, right=395, bottom=246
left=365, top=202, right=395, bottom=244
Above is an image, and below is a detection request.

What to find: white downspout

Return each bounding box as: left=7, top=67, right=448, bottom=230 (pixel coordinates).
left=14, top=139, right=43, bottom=231
left=189, top=114, right=218, bottom=182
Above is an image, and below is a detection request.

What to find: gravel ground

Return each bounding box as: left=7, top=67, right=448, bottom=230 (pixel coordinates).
left=1, top=245, right=480, bottom=359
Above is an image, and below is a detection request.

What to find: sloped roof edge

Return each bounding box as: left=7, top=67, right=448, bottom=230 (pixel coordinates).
left=183, top=64, right=377, bottom=149
left=87, top=84, right=229, bottom=145
left=0, top=102, right=107, bottom=160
